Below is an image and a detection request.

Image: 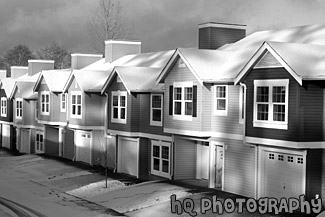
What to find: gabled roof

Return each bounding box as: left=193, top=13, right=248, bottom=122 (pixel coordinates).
left=102, top=66, right=163, bottom=94
left=34, top=69, right=72, bottom=92
left=12, top=72, right=41, bottom=99
left=71, top=70, right=110, bottom=92
left=157, top=48, right=234, bottom=85
left=234, top=41, right=325, bottom=85
left=1, top=78, right=16, bottom=98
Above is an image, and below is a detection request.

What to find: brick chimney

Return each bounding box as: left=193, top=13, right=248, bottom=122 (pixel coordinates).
left=11, top=66, right=28, bottom=79
left=105, top=40, right=141, bottom=63
left=71, top=53, right=103, bottom=69
left=28, top=60, right=54, bottom=76
left=0, top=70, right=7, bottom=79
left=198, top=22, right=246, bottom=49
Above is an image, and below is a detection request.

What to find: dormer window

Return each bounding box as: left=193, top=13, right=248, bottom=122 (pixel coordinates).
left=178, top=58, right=185, bottom=68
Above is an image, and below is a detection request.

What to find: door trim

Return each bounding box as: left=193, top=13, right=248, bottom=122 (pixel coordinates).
left=209, top=141, right=225, bottom=190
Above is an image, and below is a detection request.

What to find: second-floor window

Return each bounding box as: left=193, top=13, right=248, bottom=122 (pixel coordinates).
left=71, top=91, right=82, bottom=119
left=16, top=99, right=23, bottom=119
left=172, top=82, right=196, bottom=121
left=111, top=91, right=127, bottom=124
left=61, top=93, right=67, bottom=112
left=150, top=94, right=163, bottom=126
left=253, top=79, right=289, bottom=130
left=214, top=85, right=228, bottom=116
left=41, top=91, right=50, bottom=115
left=1, top=97, right=7, bottom=117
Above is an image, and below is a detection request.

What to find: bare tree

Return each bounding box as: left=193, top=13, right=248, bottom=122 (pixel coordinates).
left=88, top=0, right=131, bottom=54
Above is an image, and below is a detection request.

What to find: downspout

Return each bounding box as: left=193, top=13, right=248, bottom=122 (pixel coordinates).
left=240, top=82, right=247, bottom=144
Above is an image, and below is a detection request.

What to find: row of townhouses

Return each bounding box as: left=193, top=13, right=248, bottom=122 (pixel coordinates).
left=1, top=22, right=325, bottom=201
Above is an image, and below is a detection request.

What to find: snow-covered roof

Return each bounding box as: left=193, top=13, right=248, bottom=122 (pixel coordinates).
left=103, top=66, right=163, bottom=94
left=14, top=81, right=38, bottom=99
left=72, top=70, right=110, bottom=92
left=34, top=69, right=72, bottom=92
left=1, top=78, right=16, bottom=98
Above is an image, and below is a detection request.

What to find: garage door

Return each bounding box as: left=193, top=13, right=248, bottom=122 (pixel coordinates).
left=2, top=124, right=10, bottom=149
left=262, top=150, right=305, bottom=199
left=20, top=129, right=30, bottom=154
left=75, top=131, right=91, bottom=164
left=118, top=137, right=139, bottom=177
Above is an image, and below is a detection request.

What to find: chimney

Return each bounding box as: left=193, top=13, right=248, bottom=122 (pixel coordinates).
left=198, top=22, right=246, bottom=49
left=0, top=70, right=7, bottom=79
left=105, top=40, right=141, bottom=63
left=71, top=53, right=103, bottom=69
left=28, top=60, right=54, bottom=76
left=11, top=66, right=28, bottom=79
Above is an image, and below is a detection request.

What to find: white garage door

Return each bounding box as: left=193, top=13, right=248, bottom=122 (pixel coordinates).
left=75, top=131, right=91, bottom=164
left=2, top=124, right=10, bottom=149
left=118, top=137, right=139, bottom=177
left=262, top=150, right=305, bottom=199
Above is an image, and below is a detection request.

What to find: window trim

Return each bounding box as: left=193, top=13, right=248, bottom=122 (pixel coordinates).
left=253, top=79, right=289, bottom=130
left=1, top=97, right=7, bottom=117
left=111, top=91, right=127, bottom=124
left=16, top=98, right=23, bottom=119
left=173, top=81, right=193, bottom=121
left=60, top=93, right=67, bottom=112
left=150, top=94, right=163, bottom=127
left=151, top=140, right=171, bottom=178
left=40, top=91, right=50, bottom=116
left=70, top=91, right=82, bottom=119
left=214, top=85, right=228, bottom=116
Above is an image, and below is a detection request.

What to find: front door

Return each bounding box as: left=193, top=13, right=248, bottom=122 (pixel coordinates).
left=215, top=145, right=224, bottom=188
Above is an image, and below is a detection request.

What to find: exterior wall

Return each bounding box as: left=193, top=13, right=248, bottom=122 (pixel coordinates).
left=306, top=149, right=322, bottom=200
left=45, top=126, right=59, bottom=156
left=91, top=130, right=106, bottom=166
left=84, top=93, right=105, bottom=127
left=173, top=137, right=197, bottom=180
left=106, top=135, right=116, bottom=169
left=164, top=58, right=203, bottom=133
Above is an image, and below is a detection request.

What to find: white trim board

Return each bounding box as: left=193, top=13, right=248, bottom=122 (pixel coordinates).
left=107, top=129, right=172, bottom=142
left=37, top=120, right=67, bottom=126
left=164, top=128, right=244, bottom=140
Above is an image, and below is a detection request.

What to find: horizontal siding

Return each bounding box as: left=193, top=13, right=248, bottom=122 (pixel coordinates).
left=130, top=94, right=140, bottom=132
left=164, top=58, right=202, bottom=132
left=244, top=68, right=299, bottom=141
left=91, top=130, right=105, bottom=166
left=210, top=85, right=243, bottom=135
left=106, top=135, right=116, bottom=169
left=254, top=51, right=281, bottom=68
left=174, top=137, right=196, bottom=180
left=223, top=139, right=256, bottom=198
left=85, top=93, right=105, bottom=126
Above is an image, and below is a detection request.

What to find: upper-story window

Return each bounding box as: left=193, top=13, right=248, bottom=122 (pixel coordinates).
left=60, top=93, right=67, bottom=112
left=71, top=91, right=82, bottom=119
left=150, top=94, right=163, bottom=126
left=172, top=82, right=196, bottom=121
left=111, top=91, right=127, bottom=124
left=253, top=79, right=289, bottom=130
left=1, top=97, right=7, bottom=117
left=214, top=85, right=228, bottom=116
left=41, top=91, right=50, bottom=115
left=16, top=98, right=23, bottom=119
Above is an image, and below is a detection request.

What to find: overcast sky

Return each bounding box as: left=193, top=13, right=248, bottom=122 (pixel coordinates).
left=0, top=0, right=323, bottom=55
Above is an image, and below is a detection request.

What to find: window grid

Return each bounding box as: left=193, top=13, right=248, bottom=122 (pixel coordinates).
left=16, top=99, right=23, bottom=119
left=278, top=155, right=284, bottom=161
left=297, top=157, right=303, bottom=164
left=111, top=91, right=127, bottom=124
left=71, top=92, right=82, bottom=118
left=1, top=97, right=7, bottom=117
left=151, top=141, right=171, bottom=178
left=288, top=156, right=294, bottom=163
left=35, top=132, right=44, bottom=153
left=269, top=153, right=274, bottom=160
left=41, top=92, right=50, bottom=115
left=150, top=94, right=163, bottom=126
left=61, top=93, right=67, bottom=112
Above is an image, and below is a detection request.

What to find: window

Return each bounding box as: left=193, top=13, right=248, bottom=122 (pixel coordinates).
left=173, top=82, right=193, bottom=121
left=150, top=94, right=163, bottom=126
left=151, top=141, right=171, bottom=178
left=178, top=58, right=185, bottom=68
left=253, top=79, right=289, bottom=130
left=61, top=93, right=67, bottom=112
left=71, top=91, right=82, bottom=118
left=297, top=157, right=303, bottom=164
left=111, top=91, right=127, bottom=124
left=214, top=85, right=228, bottom=116
left=16, top=99, right=23, bottom=119
left=41, top=91, right=50, bottom=115
left=278, top=155, right=284, bottom=161
left=1, top=97, right=7, bottom=117
left=35, top=131, right=44, bottom=153
left=268, top=153, right=274, bottom=160
left=287, top=156, right=294, bottom=163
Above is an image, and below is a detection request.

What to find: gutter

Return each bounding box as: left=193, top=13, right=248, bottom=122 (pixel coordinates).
left=240, top=82, right=247, bottom=144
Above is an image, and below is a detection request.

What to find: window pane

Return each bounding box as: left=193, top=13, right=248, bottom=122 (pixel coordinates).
left=113, top=108, right=118, bottom=118
left=40, top=135, right=43, bottom=142
left=72, top=105, right=76, bottom=115
left=257, top=104, right=269, bottom=120
left=77, top=95, right=81, bottom=104
left=45, top=95, right=49, bottom=102
left=72, top=95, right=76, bottom=104
left=162, top=160, right=169, bottom=173
left=257, top=87, right=269, bottom=102
left=41, top=95, right=45, bottom=102
left=184, top=87, right=193, bottom=100
left=153, top=145, right=160, bottom=158
left=162, top=146, right=169, bottom=159
left=216, top=86, right=226, bottom=98
left=46, top=104, right=49, bottom=112
left=153, top=158, right=160, bottom=171
left=152, top=95, right=161, bottom=108
left=185, top=102, right=192, bottom=115
left=113, top=96, right=118, bottom=106
left=153, top=109, right=161, bottom=121
left=174, top=88, right=182, bottom=100
left=273, top=104, right=285, bottom=121
left=77, top=105, right=81, bottom=115
left=174, top=102, right=181, bottom=115
left=120, top=108, right=125, bottom=119
left=62, top=94, right=65, bottom=101
left=120, top=96, right=126, bottom=107
left=217, top=99, right=226, bottom=110
left=272, top=86, right=286, bottom=103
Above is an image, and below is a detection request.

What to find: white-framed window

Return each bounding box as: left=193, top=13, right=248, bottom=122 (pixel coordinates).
left=35, top=131, right=44, bottom=153
left=173, top=82, right=193, bottom=121
left=71, top=91, right=82, bottom=119
left=150, top=94, right=163, bottom=126
left=60, top=93, right=67, bottom=112
left=111, top=91, right=127, bottom=124
left=16, top=98, right=23, bottom=119
left=151, top=140, right=171, bottom=178
left=214, top=85, right=228, bottom=116
left=239, top=86, right=245, bottom=124
left=41, top=91, right=50, bottom=115
left=253, top=79, right=289, bottom=130
left=1, top=97, right=7, bottom=117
